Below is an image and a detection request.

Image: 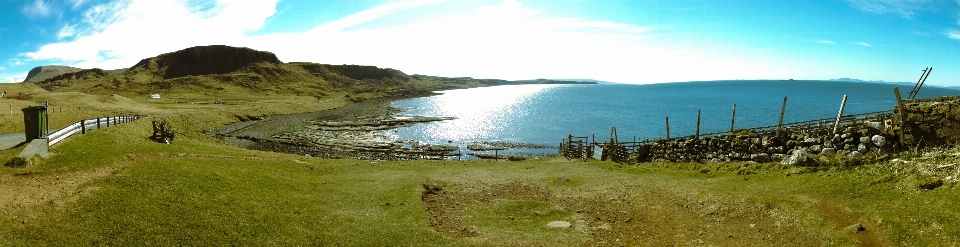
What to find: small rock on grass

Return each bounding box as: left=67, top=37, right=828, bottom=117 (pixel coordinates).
left=546, top=221, right=571, bottom=228
left=844, top=223, right=865, bottom=233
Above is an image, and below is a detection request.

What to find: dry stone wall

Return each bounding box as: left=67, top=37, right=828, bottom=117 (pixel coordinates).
left=638, top=120, right=894, bottom=164
left=898, top=96, right=960, bottom=147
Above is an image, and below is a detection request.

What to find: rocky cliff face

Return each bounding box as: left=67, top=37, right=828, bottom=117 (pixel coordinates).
left=22, top=65, right=82, bottom=82
left=128, top=45, right=282, bottom=80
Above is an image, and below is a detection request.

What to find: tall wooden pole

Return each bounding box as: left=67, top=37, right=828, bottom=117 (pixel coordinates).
left=894, top=87, right=907, bottom=145
left=833, top=95, right=848, bottom=134
left=696, top=110, right=701, bottom=138
left=730, top=104, right=737, bottom=133
left=778, top=96, right=788, bottom=131
left=665, top=117, right=670, bottom=139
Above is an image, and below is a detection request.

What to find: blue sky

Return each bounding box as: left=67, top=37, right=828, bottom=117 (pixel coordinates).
left=2, top=0, right=960, bottom=86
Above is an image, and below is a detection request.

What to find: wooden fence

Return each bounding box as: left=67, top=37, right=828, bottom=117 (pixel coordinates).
left=47, top=116, right=139, bottom=146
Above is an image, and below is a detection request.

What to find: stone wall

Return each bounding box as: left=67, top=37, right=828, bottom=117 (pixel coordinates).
left=898, top=96, right=960, bottom=147
left=638, top=121, right=894, bottom=164
left=570, top=96, right=960, bottom=164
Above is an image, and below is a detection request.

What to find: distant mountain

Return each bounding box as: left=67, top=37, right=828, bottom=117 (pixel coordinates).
left=34, top=45, right=594, bottom=100
left=829, top=78, right=911, bottom=84
left=22, top=65, right=82, bottom=83
left=557, top=79, right=618, bottom=84
left=23, top=65, right=128, bottom=83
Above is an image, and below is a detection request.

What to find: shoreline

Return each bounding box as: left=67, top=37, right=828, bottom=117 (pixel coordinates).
left=208, top=95, right=555, bottom=160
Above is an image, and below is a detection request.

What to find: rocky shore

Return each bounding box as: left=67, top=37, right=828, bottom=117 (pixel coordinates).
left=209, top=97, right=553, bottom=160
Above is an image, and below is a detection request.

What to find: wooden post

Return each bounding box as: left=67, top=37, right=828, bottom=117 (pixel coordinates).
left=833, top=95, right=848, bottom=134
left=730, top=104, right=736, bottom=133
left=665, top=117, right=671, bottom=139
left=81, top=119, right=86, bottom=134
left=97, top=117, right=101, bottom=129
left=778, top=96, right=788, bottom=131
left=695, top=110, right=701, bottom=138
left=894, top=87, right=907, bottom=145
left=107, top=117, right=110, bottom=127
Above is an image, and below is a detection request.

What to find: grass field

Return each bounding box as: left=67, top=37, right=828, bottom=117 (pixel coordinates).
left=1, top=83, right=958, bottom=246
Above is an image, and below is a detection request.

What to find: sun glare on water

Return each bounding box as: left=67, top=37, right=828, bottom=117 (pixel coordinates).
left=391, top=84, right=558, bottom=142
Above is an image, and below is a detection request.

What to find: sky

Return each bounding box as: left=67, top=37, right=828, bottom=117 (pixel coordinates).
left=1, top=0, right=960, bottom=86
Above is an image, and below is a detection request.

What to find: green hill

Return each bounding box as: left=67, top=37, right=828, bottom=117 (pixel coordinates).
left=34, top=45, right=593, bottom=102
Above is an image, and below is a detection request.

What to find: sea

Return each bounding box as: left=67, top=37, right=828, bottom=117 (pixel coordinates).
left=382, top=80, right=960, bottom=157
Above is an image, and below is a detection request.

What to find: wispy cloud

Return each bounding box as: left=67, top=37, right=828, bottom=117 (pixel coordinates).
left=58, top=24, right=77, bottom=39
left=16, top=0, right=791, bottom=84
left=24, top=0, right=279, bottom=69
left=948, top=30, right=960, bottom=40
left=68, top=0, right=87, bottom=10
left=851, top=41, right=872, bottom=47
left=0, top=72, right=28, bottom=83
left=313, top=0, right=447, bottom=32
left=818, top=40, right=835, bottom=44
left=844, top=0, right=931, bottom=18
left=22, top=0, right=54, bottom=18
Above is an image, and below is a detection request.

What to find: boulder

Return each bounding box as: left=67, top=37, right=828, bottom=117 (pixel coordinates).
left=857, top=143, right=869, bottom=153
left=751, top=153, right=770, bottom=163
left=781, top=150, right=819, bottom=166
left=821, top=148, right=837, bottom=155
left=546, top=221, right=572, bottom=228
left=771, top=153, right=787, bottom=162
left=872, top=135, right=886, bottom=147
left=859, top=136, right=872, bottom=144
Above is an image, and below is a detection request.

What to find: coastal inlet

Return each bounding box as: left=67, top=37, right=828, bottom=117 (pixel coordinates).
left=273, top=116, right=553, bottom=160
left=209, top=98, right=556, bottom=160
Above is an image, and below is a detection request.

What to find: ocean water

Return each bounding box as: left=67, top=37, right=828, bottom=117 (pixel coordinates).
left=383, top=80, right=960, bottom=154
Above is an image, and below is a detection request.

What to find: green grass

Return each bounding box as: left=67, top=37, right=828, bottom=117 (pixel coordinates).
left=2, top=116, right=959, bottom=246
left=1, top=94, right=958, bottom=245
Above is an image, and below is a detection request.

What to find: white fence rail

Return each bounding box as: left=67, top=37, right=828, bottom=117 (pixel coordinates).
left=47, top=116, right=139, bottom=146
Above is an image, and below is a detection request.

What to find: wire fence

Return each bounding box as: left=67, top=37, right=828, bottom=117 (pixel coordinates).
left=561, top=95, right=898, bottom=161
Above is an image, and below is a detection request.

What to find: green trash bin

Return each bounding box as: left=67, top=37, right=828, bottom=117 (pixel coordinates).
left=22, top=106, right=47, bottom=140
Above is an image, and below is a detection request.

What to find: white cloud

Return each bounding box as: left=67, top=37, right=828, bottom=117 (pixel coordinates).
left=948, top=30, right=960, bottom=40
left=22, top=0, right=54, bottom=18
left=19, top=0, right=795, bottom=84
left=68, top=0, right=87, bottom=9
left=23, top=0, right=279, bottom=69
left=851, top=41, right=872, bottom=47
left=844, top=0, right=930, bottom=18
left=313, top=0, right=447, bottom=32
left=1, top=72, right=28, bottom=83
left=818, top=40, right=835, bottom=44
left=58, top=24, right=77, bottom=39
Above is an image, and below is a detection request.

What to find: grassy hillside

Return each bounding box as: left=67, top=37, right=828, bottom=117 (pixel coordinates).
left=32, top=45, right=593, bottom=104
left=0, top=104, right=957, bottom=245
left=2, top=45, right=955, bottom=246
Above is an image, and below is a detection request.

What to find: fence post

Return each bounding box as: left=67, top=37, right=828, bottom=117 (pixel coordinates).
left=97, top=117, right=101, bottom=129
left=778, top=96, right=788, bottom=132
left=696, top=110, right=701, bottom=138
left=730, top=104, right=736, bottom=133
left=894, top=87, right=906, bottom=145
left=833, top=95, right=848, bottom=135
left=81, top=119, right=86, bottom=134
left=665, top=117, right=670, bottom=139
left=107, top=117, right=110, bottom=127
